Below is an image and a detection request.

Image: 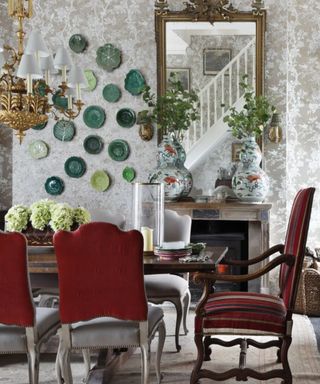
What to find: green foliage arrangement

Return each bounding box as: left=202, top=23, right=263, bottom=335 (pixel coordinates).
left=5, top=200, right=91, bottom=233
left=223, top=76, right=276, bottom=139
left=140, top=74, right=200, bottom=142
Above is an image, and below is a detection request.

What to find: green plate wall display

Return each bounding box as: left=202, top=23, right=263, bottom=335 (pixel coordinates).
left=45, top=176, right=64, bottom=196
left=64, top=156, right=86, bottom=178
left=52, top=90, right=68, bottom=110
left=103, top=84, right=121, bottom=103
left=83, top=135, right=104, bottom=154
left=69, top=34, right=88, bottom=53
left=116, top=108, right=136, bottom=128
left=28, top=140, right=49, bottom=159
left=108, top=139, right=130, bottom=161
left=84, top=69, right=97, bottom=91
left=122, top=166, right=136, bottom=182
left=124, top=69, right=146, bottom=95
left=32, top=121, right=48, bottom=130
left=53, top=120, right=76, bottom=142
left=83, top=105, right=106, bottom=128
left=96, top=43, right=121, bottom=72
left=90, top=170, right=110, bottom=192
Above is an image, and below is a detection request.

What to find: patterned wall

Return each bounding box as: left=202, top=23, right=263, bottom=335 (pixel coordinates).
left=1, top=0, right=320, bottom=252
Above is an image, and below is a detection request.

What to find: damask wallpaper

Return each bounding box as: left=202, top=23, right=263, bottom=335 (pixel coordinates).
left=1, top=0, right=320, bottom=255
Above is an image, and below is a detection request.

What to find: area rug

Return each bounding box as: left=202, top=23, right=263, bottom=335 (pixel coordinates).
left=0, top=308, right=320, bottom=383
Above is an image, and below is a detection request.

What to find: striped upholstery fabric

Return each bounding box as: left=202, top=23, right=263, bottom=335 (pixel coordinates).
left=195, top=291, right=287, bottom=336
left=279, top=188, right=315, bottom=308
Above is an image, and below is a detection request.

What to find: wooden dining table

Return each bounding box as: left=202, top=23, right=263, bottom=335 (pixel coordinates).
left=28, top=245, right=228, bottom=384
left=28, top=246, right=228, bottom=289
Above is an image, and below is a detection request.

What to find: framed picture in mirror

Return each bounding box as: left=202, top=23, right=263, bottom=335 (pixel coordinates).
left=232, top=142, right=242, bottom=162
left=166, top=68, right=190, bottom=91
left=203, top=48, right=232, bottom=76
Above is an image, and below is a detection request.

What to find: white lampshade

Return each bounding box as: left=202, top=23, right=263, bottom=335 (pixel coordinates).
left=25, top=30, right=49, bottom=57
left=16, top=54, right=43, bottom=79
left=68, top=65, right=88, bottom=88
left=53, top=46, right=72, bottom=69
left=40, top=55, right=58, bottom=74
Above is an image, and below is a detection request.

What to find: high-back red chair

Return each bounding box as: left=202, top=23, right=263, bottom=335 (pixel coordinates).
left=190, top=187, right=315, bottom=384
left=54, top=222, right=166, bottom=384
left=0, top=231, right=60, bottom=384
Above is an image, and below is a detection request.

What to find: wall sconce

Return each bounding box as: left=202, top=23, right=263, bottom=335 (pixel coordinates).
left=268, top=113, right=282, bottom=143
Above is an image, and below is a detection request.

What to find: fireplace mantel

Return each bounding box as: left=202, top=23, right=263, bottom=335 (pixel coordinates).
left=165, top=201, right=272, bottom=293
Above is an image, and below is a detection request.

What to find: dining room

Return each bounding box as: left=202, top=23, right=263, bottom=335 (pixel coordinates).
left=1, top=0, right=320, bottom=383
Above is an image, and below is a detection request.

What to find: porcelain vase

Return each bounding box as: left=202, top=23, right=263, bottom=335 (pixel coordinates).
left=232, top=136, right=269, bottom=202
left=149, top=135, right=185, bottom=201
left=172, top=137, right=193, bottom=198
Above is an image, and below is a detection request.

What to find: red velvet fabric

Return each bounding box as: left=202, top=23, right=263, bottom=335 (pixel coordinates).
left=279, top=188, right=315, bottom=308
left=54, top=222, right=148, bottom=324
left=0, top=232, right=35, bottom=327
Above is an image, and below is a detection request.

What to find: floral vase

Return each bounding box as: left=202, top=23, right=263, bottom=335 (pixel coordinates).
left=149, top=135, right=185, bottom=201
left=172, top=137, right=193, bottom=198
left=232, top=136, right=269, bottom=202
left=23, top=223, right=54, bottom=246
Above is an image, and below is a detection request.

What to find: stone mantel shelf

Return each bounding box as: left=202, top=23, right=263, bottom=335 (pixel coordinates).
left=166, top=201, right=272, bottom=223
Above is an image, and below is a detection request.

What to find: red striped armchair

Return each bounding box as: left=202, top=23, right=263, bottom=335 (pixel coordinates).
left=190, top=187, right=315, bottom=384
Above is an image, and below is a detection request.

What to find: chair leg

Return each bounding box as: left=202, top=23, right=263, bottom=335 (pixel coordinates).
left=190, top=333, right=204, bottom=384
left=55, top=342, right=64, bottom=384
left=59, top=342, right=73, bottom=384
left=280, top=336, right=292, bottom=384
left=140, top=343, right=150, bottom=384
left=155, top=319, right=166, bottom=384
left=26, top=345, right=40, bottom=384
left=174, top=298, right=183, bottom=352
left=182, top=289, right=191, bottom=335
left=82, top=349, right=91, bottom=380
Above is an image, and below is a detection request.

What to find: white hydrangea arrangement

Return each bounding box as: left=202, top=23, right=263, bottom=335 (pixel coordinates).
left=5, top=205, right=31, bottom=232
left=5, top=199, right=91, bottom=233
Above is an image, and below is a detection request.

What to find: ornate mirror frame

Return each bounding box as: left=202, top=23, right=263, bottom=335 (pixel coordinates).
left=155, top=1, right=266, bottom=98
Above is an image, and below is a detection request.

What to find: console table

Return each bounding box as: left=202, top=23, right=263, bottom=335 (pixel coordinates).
left=166, top=201, right=272, bottom=293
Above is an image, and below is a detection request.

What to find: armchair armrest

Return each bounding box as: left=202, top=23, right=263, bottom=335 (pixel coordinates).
left=222, top=244, right=284, bottom=267
left=194, top=253, right=294, bottom=316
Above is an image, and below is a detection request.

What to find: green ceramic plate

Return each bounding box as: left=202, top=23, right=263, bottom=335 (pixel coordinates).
left=69, top=34, right=88, bottom=53
left=90, top=170, right=110, bottom=192
left=103, top=84, right=121, bottom=102
left=64, top=156, right=86, bottom=178
left=83, top=105, right=106, bottom=128
left=45, top=176, right=64, bottom=196
left=108, top=139, right=130, bottom=161
left=96, top=43, right=121, bottom=72
left=116, top=108, right=136, bottom=128
left=32, top=121, right=48, bottom=131
left=122, top=166, right=136, bottom=182
left=84, top=69, right=97, bottom=91
left=28, top=140, right=49, bottom=159
left=52, top=90, right=68, bottom=110
left=53, top=120, right=76, bottom=141
left=124, top=69, right=146, bottom=95
left=83, top=135, right=104, bottom=154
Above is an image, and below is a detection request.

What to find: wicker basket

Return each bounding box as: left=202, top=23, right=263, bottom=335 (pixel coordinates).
left=294, top=260, right=320, bottom=316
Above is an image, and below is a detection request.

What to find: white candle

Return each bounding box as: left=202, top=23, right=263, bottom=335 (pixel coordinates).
left=67, top=95, right=73, bottom=110
left=62, top=65, right=67, bottom=83
left=26, top=74, right=32, bottom=94
left=141, top=226, right=154, bottom=252
left=44, top=70, right=50, bottom=86
left=76, top=83, right=81, bottom=101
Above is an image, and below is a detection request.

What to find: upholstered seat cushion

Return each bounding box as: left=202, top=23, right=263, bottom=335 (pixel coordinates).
left=70, top=305, right=163, bottom=349
left=145, top=274, right=188, bottom=298
left=195, top=292, right=287, bottom=336
left=0, top=307, right=60, bottom=353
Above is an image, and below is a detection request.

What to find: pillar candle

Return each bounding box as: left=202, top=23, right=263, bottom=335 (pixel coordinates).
left=141, top=226, right=154, bottom=252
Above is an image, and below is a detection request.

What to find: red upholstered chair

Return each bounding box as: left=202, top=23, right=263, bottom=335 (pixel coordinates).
left=144, top=209, right=192, bottom=352
left=190, top=187, right=315, bottom=384
left=0, top=231, right=60, bottom=384
left=54, top=222, right=165, bottom=384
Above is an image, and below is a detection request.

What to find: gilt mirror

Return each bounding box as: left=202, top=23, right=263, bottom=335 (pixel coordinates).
left=155, top=1, right=266, bottom=166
